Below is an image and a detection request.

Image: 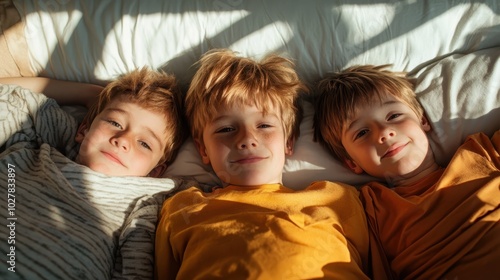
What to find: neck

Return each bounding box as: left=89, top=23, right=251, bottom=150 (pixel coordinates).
left=386, top=148, right=441, bottom=187
left=387, top=159, right=441, bottom=188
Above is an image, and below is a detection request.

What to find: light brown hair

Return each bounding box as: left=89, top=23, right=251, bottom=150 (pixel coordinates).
left=313, top=64, right=424, bottom=162
left=185, top=49, right=306, bottom=144
left=82, top=67, right=187, bottom=165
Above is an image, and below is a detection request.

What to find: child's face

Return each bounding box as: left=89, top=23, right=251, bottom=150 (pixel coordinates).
left=75, top=97, right=168, bottom=177
left=196, top=103, right=292, bottom=186
left=341, top=94, right=433, bottom=181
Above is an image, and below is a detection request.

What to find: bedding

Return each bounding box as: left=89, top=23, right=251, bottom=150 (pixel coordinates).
left=0, top=0, right=499, bottom=279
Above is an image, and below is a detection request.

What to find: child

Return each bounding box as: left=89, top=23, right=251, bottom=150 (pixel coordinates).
left=313, top=64, right=500, bottom=279
left=0, top=67, right=187, bottom=177
left=0, top=67, right=188, bottom=279
left=154, top=49, right=377, bottom=279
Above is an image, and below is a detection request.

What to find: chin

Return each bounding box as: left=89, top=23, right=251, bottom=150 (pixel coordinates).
left=88, top=163, right=126, bottom=177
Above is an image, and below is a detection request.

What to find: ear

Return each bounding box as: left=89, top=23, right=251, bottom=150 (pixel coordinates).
left=344, top=159, right=364, bottom=174
left=75, top=122, right=88, bottom=143
left=148, top=163, right=167, bottom=178
left=285, top=138, right=295, bottom=156
left=421, top=115, right=431, bottom=132
left=194, top=139, right=211, bottom=165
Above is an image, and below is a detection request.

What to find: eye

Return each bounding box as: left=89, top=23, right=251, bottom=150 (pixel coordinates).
left=388, top=113, right=402, bottom=121
left=139, top=141, right=152, bottom=150
left=215, top=127, right=234, bottom=133
left=107, top=120, right=122, bottom=129
left=354, top=129, right=368, bottom=140
left=258, top=123, right=272, bottom=129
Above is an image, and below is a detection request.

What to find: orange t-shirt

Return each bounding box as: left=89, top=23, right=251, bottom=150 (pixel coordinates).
left=155, top=181, right=371, bottom=279
left=361, top=131, right=500, bottom=279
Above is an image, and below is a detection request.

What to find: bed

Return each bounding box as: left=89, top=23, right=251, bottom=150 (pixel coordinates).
left=0, top=0, right=499, bottom=279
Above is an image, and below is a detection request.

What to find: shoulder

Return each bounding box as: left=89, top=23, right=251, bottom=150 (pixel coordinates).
left=307, top=180, right=359, bottom=194
left=460, top=130, right=499, bottom=159
left=303, top=181, right=363, bottom=206
left=463, top=130, right=499, bottom=145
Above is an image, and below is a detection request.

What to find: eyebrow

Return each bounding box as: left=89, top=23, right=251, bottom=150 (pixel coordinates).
left=104, top=107, right=163, bottom=148
left=211, top=111, right=280, bottom=122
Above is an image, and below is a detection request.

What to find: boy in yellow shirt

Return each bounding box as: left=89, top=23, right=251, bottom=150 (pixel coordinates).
left=314, top=64, right=500, bottom=279
left=154, top=49, right=376, bottom=279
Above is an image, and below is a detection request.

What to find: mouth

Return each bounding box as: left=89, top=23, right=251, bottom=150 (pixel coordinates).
left=232, top=157, right=266, bottom=164
left=102, top=151, right=125, bottom=166
left=382, top=143, right=408, bottom=159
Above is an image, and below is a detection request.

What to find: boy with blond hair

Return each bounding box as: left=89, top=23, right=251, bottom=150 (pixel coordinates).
left=314, top=64, right=500, bottom=279
left=1, top=67, right=187, bottom=176
left=154, top=49, right=376, bottom=279
left=0, top=67, right=188, bottom=279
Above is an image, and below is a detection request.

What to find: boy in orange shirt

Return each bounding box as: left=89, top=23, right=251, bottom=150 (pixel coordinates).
left=154, top=49, right=375, bottom=279
left=314, top=64, right=500, bottom=279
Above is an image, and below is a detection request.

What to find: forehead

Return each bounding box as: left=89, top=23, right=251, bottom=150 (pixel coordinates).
left=105, top=96, right=166, bottom=118
left=344, top=94, right=404, bottom=126
left=349, top=91, right=400, bottom=113
left=211, top=102, right=280, bottom=120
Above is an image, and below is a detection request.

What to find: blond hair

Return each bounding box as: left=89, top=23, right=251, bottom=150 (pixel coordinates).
left=185, top=49, right=306, bottom=143
left=313, top=64, right=424, bottom=162
left=82, top=67, right=187, bottom=165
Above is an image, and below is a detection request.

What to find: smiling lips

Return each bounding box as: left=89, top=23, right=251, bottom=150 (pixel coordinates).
left=232, top=157, right=266, bottom=164
left=382, top=143, right=408, bottom=159
left=102, top=151, right=125, bottom=166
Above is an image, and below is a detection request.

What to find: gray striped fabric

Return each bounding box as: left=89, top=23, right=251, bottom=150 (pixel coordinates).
left=0, top=84, right=187, bottom=279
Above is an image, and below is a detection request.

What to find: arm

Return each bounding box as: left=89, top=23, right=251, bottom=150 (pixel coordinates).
left=0, top=83, right=78, bottom=154
left=0, top=77, right=104, bottom=108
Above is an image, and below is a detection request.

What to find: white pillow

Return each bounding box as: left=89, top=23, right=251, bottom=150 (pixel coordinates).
left=413, top=48, right=500, bottom=166
left=167, top=49, right=500, bottom=189
left=165, top=138, right=221, bottom=187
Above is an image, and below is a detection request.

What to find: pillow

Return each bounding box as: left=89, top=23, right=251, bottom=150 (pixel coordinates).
left=412, top=48, right=500, bottom=166
left=167, top=48, right=500, bottom=189
left=0, top=0, right=34, bottom=77
left=165, top=137, right=222, bottom=188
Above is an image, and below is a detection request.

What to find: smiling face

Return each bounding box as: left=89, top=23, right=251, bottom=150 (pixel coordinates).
left=75, top=97, right=168, bottom=177
left=341, top=94, right=436, bottom=184
left=196, top=103, right=292, bottom=186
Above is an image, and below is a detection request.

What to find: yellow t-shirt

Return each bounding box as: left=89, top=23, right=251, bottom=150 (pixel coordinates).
left=155, top=181, right=370, bottom=279
left=361, top=131, right=500, bottom=279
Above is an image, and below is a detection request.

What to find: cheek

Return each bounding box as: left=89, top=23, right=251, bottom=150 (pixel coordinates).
left=342, top=139, right=358, bottom=156
left=407, top=122, right=429, bottom=142
left=344, top=142, right=374, bottom=166
left=415, top=130, right=430, bottom=151
left=83, top=127, right=108, bottom=145
left=210, top=137, right=231, bottom=152
left=205, top=145, right=228, bottom=174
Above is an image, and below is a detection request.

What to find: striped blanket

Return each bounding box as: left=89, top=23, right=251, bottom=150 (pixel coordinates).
left=0, top=84, right=187, bottom=279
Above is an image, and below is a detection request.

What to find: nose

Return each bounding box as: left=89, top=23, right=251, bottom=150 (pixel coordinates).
left=378, top=125, right=396, bottom=143
left=111, top=132, right=131, bottom=151
left=236, top=128, right=258, bottom=149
